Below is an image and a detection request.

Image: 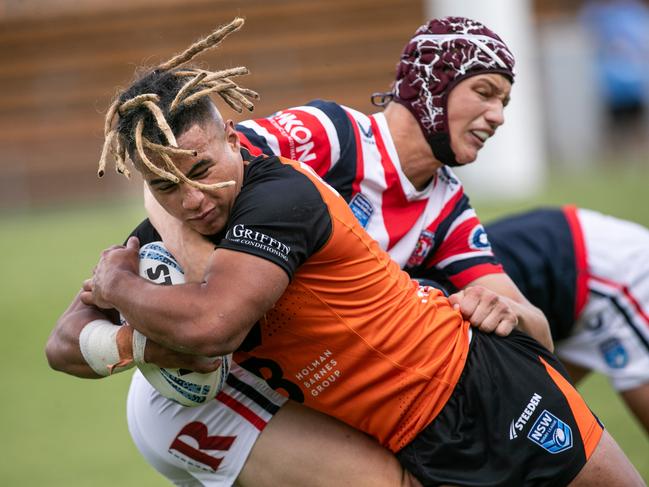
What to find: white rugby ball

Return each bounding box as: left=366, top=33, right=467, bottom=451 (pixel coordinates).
left=134, top=241, right=231, bottom=407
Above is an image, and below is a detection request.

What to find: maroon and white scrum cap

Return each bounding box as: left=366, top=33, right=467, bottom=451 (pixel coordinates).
left=375, top=17, right=516, bottom=166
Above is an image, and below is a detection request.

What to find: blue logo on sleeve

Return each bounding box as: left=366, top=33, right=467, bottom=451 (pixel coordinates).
left=468, top=225, right=491, bottom=250
left=349, top=193, right=374, bottom=228
left=527, top=410, right=573, bottom=454
left=599, top=337, right=629, bottom=369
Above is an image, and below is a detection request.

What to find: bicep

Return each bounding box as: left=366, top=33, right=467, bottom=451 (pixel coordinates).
left=202, top=249, right=289, bottom=348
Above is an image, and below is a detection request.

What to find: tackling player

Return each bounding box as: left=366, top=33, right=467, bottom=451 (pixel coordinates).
left=228, top=19, right=649, bottom=438
left=48, top=17, right=644, bottom=487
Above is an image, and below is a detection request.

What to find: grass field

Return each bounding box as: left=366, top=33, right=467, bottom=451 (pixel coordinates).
left=1, top=165, right=648, bottom=485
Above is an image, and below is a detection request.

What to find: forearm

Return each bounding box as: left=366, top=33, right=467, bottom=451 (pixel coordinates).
left=46, top=292, right=121, bottom=378
left=91, top=242, right=287, bottom=359
left=144, top=184, right=214, bottom=283
left=50, top=288, right=222, bottom=378
left=507, top=299, right=553, bottom=352
left=105, top=270, right=245, bottom=357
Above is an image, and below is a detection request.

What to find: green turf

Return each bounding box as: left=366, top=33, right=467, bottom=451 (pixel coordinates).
left=2, top=165, right=648, bottom=484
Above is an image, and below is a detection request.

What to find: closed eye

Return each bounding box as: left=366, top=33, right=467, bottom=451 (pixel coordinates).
left=186, top=159, right=214, bottom=180
left=155, top=181, right=178, bottom=193
left=191, top=168, right=210, bottom=180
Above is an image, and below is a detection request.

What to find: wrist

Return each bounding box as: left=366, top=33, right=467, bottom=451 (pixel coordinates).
left=79, top=319, right=135, bottom=376
left=116, top=324, right=148, bottom=364
left=104, top=269, right=139, bottom=309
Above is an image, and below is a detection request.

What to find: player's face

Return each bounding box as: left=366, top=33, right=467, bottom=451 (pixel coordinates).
left=446, top=73, right=511, bottom=165
left=143, top=118, right=244, bottom=236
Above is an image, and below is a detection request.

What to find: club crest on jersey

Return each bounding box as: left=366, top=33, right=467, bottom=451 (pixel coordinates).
left=527, top=410, right=573, bottom=454
left=468, top=225, right=491, bottom=250
left=599, top=337, right=629, bottom=369
left=349, top=193, right=374, bottom=228
left=407, top=230, right=435, bottom=268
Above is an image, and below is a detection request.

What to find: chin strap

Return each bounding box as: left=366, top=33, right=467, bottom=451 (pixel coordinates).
left=427, top=133, right=460, bottom=167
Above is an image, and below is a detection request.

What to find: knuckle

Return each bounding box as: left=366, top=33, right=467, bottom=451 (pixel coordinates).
left=480, top=322, right=496, bottom=332
left=467, top=286, right=482, bottom=297
left=487, top=294, right=500, bottom=306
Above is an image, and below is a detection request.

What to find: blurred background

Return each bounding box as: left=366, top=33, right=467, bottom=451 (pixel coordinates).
left=1, top=0, right=647, bottom=485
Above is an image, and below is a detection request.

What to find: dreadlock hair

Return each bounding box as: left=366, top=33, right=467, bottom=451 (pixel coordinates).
left=98, top=17, right=258, bottom=190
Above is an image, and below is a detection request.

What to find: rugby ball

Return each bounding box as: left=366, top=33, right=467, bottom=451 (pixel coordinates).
left=134, top=241, right=231, bottom=407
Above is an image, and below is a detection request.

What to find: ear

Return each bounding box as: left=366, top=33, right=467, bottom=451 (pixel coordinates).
left=224, top=120, right=241, bottom=152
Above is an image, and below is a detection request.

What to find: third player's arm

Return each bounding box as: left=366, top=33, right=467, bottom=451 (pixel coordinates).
left=458, top=273, right=553, bottom=351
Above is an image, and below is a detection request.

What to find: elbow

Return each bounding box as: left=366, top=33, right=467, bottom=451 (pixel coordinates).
left=182, top=317, right=245, bottom=357
left=537, top=313, right=554, bottom=353
left=44, top=336, right=65, bottom=372
left=544, top=333, right=555, bottom=353
left=189, top=332, right=241, bottom=358
left=533, top=311, right=554, bottom=353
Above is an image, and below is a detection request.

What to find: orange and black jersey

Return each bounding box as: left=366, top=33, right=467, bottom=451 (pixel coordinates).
left=221, top=153, right=470, bottom=451
left=131, top=152, right=471, bottom=451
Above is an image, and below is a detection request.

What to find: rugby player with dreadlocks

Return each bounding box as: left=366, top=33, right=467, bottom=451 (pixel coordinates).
left=47, top=17, right=644, bottom=487
left=48, top=19, right=421, bottom=487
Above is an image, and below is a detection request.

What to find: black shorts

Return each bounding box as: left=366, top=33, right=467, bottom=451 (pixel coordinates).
left=396, top=330, right=603, bottom=486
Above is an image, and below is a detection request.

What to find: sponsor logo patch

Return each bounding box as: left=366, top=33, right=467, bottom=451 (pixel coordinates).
left=169, top=422, right=236, bottom=473
left=271, top=110, right=318, bottom=162
left=225, top=224, right=291, bottom=262
left=509, top=392, right=542, bottom=439
left=349, top=193, right=374, bottom=228
left=406, top=230, right=435, bottom=268
left=358, top=121, right=373, bottom=139
left=600, top=337, right=629, bottom=369
left=527, top=409, right=573, bottom=454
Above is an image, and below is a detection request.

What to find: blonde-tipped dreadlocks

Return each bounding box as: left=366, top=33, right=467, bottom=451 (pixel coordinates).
left=98, top=17, right=258, bottom=190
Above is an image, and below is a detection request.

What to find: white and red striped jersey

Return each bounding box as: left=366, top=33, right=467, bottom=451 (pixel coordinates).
left=237, top=99, right=503, bottom=289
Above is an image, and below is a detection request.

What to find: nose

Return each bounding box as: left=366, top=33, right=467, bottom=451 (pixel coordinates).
left=181, top=184, right=205, bottom=211
left=485, top=100, right=505, bottom=129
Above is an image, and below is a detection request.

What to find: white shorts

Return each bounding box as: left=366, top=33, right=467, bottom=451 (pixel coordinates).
left=127, top=363, right=287, bottom=486
left=556, top=208, right=649, bottom=391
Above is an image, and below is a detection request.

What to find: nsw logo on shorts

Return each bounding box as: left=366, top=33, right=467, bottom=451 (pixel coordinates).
left=527, top=409, right=573, bottom=454
left=599, top=337, right=629, bottom=369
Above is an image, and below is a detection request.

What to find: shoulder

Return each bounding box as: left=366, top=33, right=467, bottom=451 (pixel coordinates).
left=223, top=156, right=334, bottom=276
left=126, top=219, right=160, bottom=245
left=240, top=155, right=331, bottom=211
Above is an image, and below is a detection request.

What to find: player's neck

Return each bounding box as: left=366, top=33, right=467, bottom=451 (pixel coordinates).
left=383, top=103, right=442, bottom=191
